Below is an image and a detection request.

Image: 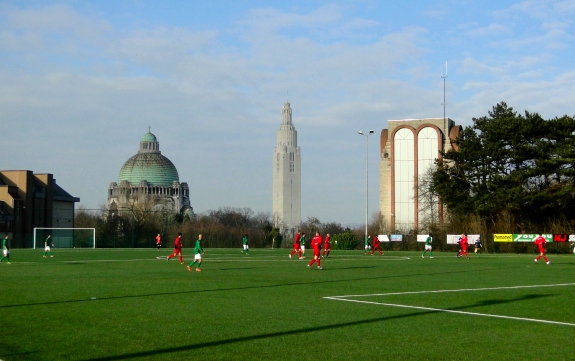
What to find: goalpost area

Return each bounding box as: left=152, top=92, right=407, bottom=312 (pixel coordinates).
left=33, top=227, right=96, bottom=249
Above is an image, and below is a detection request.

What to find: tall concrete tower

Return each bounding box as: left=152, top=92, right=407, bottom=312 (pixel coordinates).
left=273, top=101, right=301, bottom=234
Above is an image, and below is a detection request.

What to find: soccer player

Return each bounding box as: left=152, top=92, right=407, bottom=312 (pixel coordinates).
left=167, top=233, right=183, bottom=264
left=534, top=234, right=550, bottom=264
left=322, top=233, right=331, bottom=258
left=241, top=234, right=250, bottom=255
left=364, top=235, right=372, bottom=254
left=43, top=234, right=54, bottom=258
left=457, top=234, right=469, bottom=259
left=307, top=232, right=323, bottom=270
left=156, top=234, right=162, bottom=251
left=289, top=230, right=302, bottom=259
left=371, top=235, right=383, bottom=255
left=422, top=235, right=433, bottom=258
left=571, top=240, right=575, bottom=257
left=474, top=237, right=482, bottom=254
left=300, top=232, right=307, bottom=258
left=187, top=234, right=204, bottom=272
left=1, top=234, right=10, bottom=264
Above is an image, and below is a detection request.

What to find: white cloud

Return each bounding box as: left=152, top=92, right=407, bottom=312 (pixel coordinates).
left=465, top=23, right=511, bottom=37
left=459, top=57, right=503, bottom=75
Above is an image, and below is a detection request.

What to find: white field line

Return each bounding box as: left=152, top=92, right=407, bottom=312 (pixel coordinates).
left=328, top=282, right=575, bottom=299
left=323, top=296, right=575, bottom=327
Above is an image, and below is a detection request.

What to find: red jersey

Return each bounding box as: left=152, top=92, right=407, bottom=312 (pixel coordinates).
left=174, top=236, right=182, bottom=250
left=311, top=235, right=323, bottom=251
left=460, top=236, right=468, bottom=248
left=535, top=236, right=547, bottom=251
left=294, top=233, right=301, bottom=245
left=373, top=236, right=380, bottom=246
left=156, top=235, right=162, bottom=244
left=324, top=236, right=331, bottom=248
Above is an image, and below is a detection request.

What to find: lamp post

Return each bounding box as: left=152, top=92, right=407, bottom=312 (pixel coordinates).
left=358, top=130, right=374, bottom=247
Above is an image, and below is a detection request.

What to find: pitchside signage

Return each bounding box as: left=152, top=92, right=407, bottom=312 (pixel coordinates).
left=494, top=234, right=512, bottom=242
left=390, top=234, right=403, bottom=242
left=446, top=234, right=481, bottom=244
left=378, top=235, right=390, bottom=242
left=417, top=235, right=429, bottom=243
left=494, top=234, right=565, bottom=242
left=513, top=234, right=552, bottom=242
left=554, top=234, right=568, bottom=242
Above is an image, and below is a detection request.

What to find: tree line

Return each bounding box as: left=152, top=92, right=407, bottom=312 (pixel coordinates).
left=74, top=206, right=364, bottom=249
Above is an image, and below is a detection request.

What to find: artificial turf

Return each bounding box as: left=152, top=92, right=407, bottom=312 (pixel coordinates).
left=1, top=248, right=574, bottom=361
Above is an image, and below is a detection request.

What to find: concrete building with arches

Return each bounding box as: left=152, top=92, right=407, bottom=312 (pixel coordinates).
left=379, top=118, right=461, bottom=232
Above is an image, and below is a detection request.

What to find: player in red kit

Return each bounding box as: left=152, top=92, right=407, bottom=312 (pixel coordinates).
left=457, top=234, right=469, bottom=259
left=167, top=233, right=183, bottom=264
left=289, top=230, right=302, bottom=259
left=370, top=235, right=383, bottom=255
left=156, top=233, right=162, bottom=251
left=308, top=232, right=323, bottom=270
left=322, top=233, right=331, bottom=258
left=534, top=234, right=550, bottom=264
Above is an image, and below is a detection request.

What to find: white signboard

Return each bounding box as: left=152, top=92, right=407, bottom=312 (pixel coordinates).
left=417, top=234, right=430, bottom=243
left=447, top=234, right=481, bottom=244
left=378, top=235, right=390, bottom=242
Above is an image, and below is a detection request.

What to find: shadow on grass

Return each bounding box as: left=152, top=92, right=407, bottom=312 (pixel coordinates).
left=214, top=267, right=259, bottom=271
left=336, top=266, right=377, bottom=270
left=82, top=293, right=551, bottom=361
left=0, top=350, right=37, bottom=359
left=0, top=265, right=532, bottom=309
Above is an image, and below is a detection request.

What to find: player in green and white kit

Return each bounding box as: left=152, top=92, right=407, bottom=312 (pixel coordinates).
left=44, top=234, right=54, bottom=258
left=1, top=234, right=10, bottom=264
left=241, top=234, right=249, bottom=255
left=187, top=234, right=205, bottom=272
left=422, top=235, right=433, bottom=258
left=300, top=233, right=307, bottom=258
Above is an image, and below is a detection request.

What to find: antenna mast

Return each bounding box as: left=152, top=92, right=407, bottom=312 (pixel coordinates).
left=441, top=62, right=448, bottom=135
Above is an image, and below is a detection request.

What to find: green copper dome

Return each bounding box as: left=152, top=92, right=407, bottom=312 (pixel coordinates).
left=141, top=132, right=157, bottom=142
left=118, top=129, right=179, bottom=186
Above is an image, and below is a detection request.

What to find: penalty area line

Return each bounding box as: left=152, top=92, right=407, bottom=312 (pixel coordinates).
left=323, top=296, right=575, bottom=327
left=330, top=282, right=575, bottom=298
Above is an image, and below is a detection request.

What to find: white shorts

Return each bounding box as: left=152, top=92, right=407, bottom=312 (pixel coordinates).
left=3, top=249, right=9, bottom=256
left=301, top=246, right=305, bottom=251
left=194, top=253, right=202, bottom=261
left=243, top=244, right=249, bottom=250
left=45, top=246, right=51, bottom=252
left=425, top=245, right=432, bottom=251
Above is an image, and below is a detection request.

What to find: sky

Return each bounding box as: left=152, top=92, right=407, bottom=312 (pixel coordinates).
left=1, top=0, right=575, bottom=226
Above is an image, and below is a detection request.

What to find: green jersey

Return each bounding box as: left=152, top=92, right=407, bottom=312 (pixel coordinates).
left=194, top=240, right=203, bottom=255
left=425, top=236, right=432, bottom=246
left=301, top=235, right=306, bottom=247
left=2, top=238, right=7, bottom=250
left=242, top=236, right=248, bottom=245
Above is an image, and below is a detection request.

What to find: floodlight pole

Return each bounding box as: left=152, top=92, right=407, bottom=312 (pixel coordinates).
left=358, top=130, right=374, bottom=245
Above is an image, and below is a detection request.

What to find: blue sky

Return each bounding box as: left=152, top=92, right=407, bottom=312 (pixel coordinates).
left=1, top=0, right=574, bottom=225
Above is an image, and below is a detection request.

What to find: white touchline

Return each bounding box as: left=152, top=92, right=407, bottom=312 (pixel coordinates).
left=330, top=282, right=575, bottom=298
left=323, top=297, right=575, bottom=327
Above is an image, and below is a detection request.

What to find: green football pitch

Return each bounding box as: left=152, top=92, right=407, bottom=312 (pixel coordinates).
left=1, top=248, right=574, bottom=361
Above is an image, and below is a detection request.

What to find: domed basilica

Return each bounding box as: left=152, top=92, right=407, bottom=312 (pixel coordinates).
left=108, top=128, right=193, bottom=215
